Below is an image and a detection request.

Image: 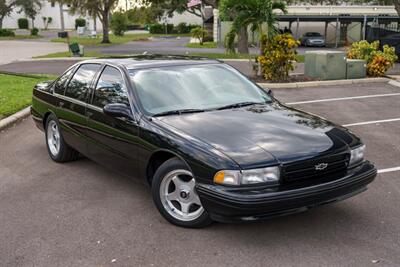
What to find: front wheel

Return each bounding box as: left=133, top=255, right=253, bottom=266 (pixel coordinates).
left=151, top=158, right=212, bottom=228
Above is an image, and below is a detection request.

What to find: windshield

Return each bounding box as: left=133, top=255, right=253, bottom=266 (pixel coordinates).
left=306, top=32, right=322, bottom=37
left=129, top=64, right=270, bottom=115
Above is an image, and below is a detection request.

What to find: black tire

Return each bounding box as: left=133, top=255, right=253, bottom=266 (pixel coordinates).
left=45, top=114, right=79, bottom=162
left=151, top=157, right=213, bottom=228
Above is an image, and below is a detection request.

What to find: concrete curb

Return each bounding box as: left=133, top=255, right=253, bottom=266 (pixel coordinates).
left=257, top=77, right=390, bottom=89
left=0, top=107, right=31, bottom=131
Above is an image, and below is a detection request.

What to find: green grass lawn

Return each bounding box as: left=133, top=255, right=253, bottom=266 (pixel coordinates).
left=186, top=42, right=218, bottom=49
left=296, top=54, right=305, bottom=63
left=0, top=73, right=57, bottom=119
left=51, top=33, right=191, bottom=47
left=0, top=35, right=43, bottom=40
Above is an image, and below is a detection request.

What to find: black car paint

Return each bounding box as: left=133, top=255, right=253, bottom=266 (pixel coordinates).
left=31, top=58, right=376, bottom=222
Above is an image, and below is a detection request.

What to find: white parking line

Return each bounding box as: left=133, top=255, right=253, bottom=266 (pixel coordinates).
left=378, top=167, right=400, bottom=174
left=343, top=118, right=400, bottom=127
left=287, top=93, right=400, bottom=105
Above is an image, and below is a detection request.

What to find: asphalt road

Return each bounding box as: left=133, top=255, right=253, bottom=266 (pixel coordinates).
left=91, top=37, right=345, bottom=56
left=1, top=81, right=399, bottom=266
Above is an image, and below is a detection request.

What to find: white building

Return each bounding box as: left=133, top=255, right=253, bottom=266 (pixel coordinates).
left=2, top=0, right=102, bottom=30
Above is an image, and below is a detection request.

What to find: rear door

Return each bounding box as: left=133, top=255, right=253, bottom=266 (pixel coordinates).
left=85, top=65, right=140, bottom=176
left=57, top=63, right=102, bottom=155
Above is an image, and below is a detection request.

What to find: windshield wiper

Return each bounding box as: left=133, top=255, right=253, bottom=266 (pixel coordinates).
left=152, top=108, right=205, bottom=117
left=216, top=101, right=264, bottom=110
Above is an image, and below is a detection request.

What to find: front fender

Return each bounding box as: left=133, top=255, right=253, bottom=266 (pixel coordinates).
left=138, top=118, right=240, bottom=184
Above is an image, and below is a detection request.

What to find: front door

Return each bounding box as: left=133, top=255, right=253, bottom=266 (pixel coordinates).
left=85, top=65, right=140, bottom=177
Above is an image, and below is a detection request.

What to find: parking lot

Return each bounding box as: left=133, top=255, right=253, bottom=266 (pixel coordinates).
left=0, top=81, right=399, bottom=267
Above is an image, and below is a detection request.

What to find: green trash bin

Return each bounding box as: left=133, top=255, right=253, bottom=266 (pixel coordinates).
left=69, top=42, right=80, bottom=56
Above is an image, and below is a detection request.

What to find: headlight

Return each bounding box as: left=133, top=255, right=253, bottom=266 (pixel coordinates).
left=349, top=145, right=365, bottom=167
left=214, top=166, right=280, bottom=186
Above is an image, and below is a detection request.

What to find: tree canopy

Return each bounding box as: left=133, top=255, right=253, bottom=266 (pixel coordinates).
left=220, top=0, right=287, bottom=54
left=16, top=0, right=42, bottom=27
left=65, top=0, right=119, bottom=43
left=0, top=0, right=16, bottom=28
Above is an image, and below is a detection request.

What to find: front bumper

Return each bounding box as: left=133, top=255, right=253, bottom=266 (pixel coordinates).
left=308, top=40, right=325, bottom=46
left=196, top=161, right=376, bottom=223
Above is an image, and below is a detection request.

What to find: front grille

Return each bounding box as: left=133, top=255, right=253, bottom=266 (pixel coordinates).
left=282, top=152, right=350, bottom=187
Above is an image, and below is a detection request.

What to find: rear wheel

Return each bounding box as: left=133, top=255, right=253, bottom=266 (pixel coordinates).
left=45, top=114, right=79, bottom=162
left=151, top=158, right=212, bottom=228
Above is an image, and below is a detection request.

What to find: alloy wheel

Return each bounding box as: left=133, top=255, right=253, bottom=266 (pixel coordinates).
left=159, top=169, right=204, bottom=222
left=47, top=120, right=60, bottom=156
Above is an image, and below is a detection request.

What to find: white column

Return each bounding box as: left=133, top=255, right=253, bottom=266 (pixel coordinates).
left=213, top=8, right=219, bottom=43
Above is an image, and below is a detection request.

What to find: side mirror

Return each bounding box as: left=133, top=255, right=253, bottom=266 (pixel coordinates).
left=266, top=89, right=274, bottom=98
left=103, top=103, right=133, bottom=119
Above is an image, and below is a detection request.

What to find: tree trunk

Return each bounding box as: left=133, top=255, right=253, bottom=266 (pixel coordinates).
left=101, top=10, right=110, bottom=43
left=395, top=1, right=400, bottom=18
left=59, top=1, right=65, bottom=31
left=93, top=14, right=97, bottom=32
left=237, top=26, right=249, bottom=54
left=0, top=17, right=3, bottom=29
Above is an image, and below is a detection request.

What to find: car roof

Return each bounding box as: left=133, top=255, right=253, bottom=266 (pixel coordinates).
left=79, top=54, right=223, bottom=70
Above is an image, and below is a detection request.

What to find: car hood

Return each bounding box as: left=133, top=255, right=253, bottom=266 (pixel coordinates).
left=155, top=103, right=359, bottom=169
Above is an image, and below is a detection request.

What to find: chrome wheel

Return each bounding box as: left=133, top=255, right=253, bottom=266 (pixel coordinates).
left=47, top=120, right=60, bottom=156
left=159, top=169, right=204, bottom=222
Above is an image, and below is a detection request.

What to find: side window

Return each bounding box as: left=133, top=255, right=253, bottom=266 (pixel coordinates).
left=92, top=66, right=129, bottom=108
left=53, top=67, right=74, bottom=95
left=65, top=64, right=101, bottom=102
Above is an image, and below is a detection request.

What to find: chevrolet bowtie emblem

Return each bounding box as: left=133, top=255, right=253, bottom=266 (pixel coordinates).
left=315, top=163, right=328, bottom=171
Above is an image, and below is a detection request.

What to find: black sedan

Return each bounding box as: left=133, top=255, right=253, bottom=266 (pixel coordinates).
left=31, top=56, right=376, bottom=228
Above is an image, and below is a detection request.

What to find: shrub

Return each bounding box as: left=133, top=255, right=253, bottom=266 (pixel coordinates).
left=149, top=23, right=174, bottom=34
left=75, top=18, right=86, bottom=29
left=347, top=40, right=379, bottom=62
left=42, top=16, right=53, bottom=30
left=191, top=27, right=208, bottom=45
left=31, top=27, right=39, bottom=36
left=366, top=45, right=398, bottom=77
left=175, top=22, right=199, bottom=34
left=258, top=33, right=299, bottom=82
left=202, top=35, right=214, bottom=42
left=347, top=40, right=398, bottom=77
left=0, top=29, right=15, bottom=37
left=110, top=11, right=128, bottom=36
left=18, top=18, right=29, bottom=29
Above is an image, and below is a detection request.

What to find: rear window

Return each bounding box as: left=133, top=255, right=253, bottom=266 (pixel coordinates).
left=53, top=67, right=75, bottom=95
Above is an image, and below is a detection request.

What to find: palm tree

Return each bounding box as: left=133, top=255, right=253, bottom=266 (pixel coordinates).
left=220, top=0, right=287, bottom=54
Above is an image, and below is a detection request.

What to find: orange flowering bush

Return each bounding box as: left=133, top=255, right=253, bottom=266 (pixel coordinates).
left=347, top=41, right=397, bottom=77
left=258, top=33, right=299, bottom=82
